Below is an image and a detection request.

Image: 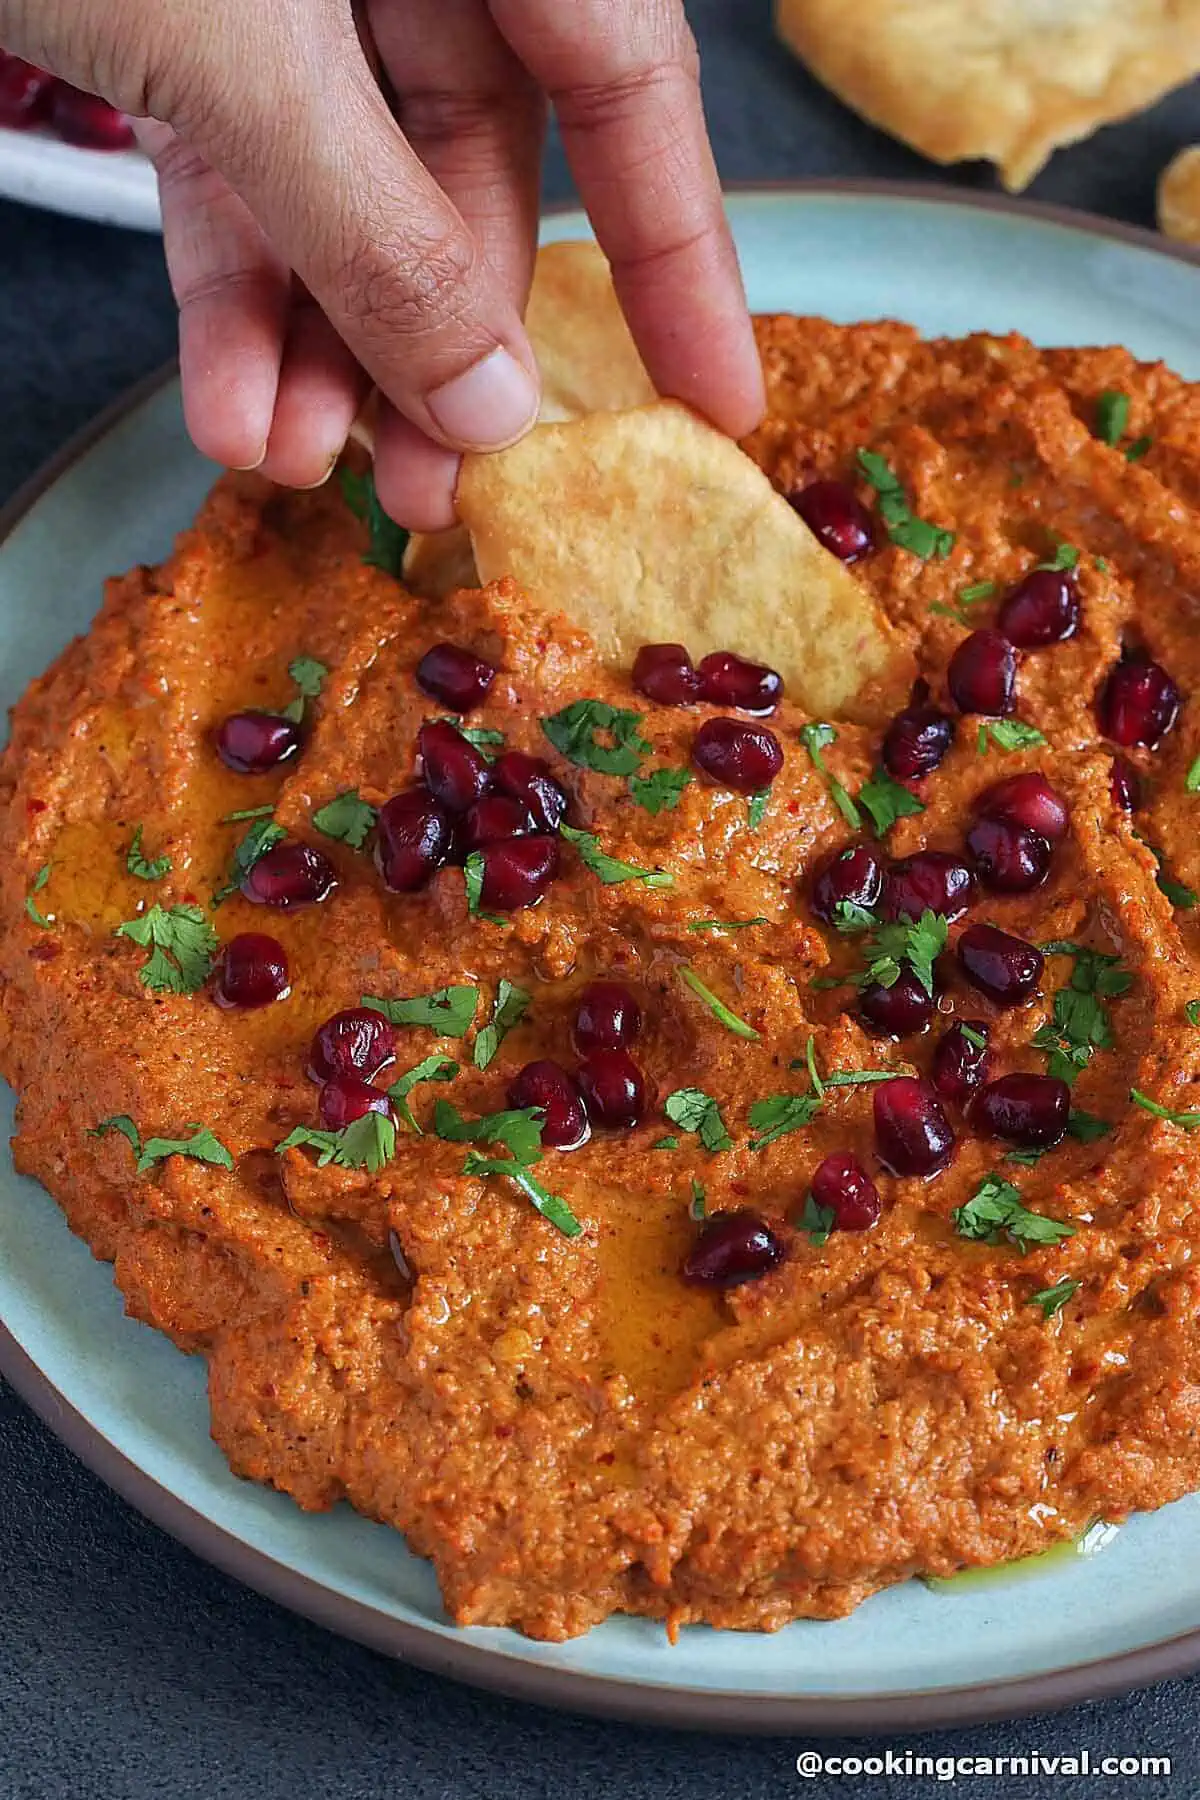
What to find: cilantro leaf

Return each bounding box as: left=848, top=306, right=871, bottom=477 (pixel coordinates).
left=136, top=1123, right=234, bottom=1174
left=114, top=904, right=218, bottom=994
left=473, top=979, right=531, bottom=1070
left=1125, top=435, right=1153, bottom=463
left=663, top=1087, right=733, bottom=1153
left=858, top=767, right=926, bottom=838
left=1187, top=757, right=1200, bottom=795
left=687, top=917, right=767, bottom=934
left=856, top=449, right=955, bottom=560
left=560, top=824, right=672, bottom=888
left=432, top=716, right=505, bottom=759
left=800, top=1193, right=836, bottom=1247
left=1095, top=390, right=1130, bottom=448
left=977, top=720, right=1048, bottom=754
left=221, top=804, right=276, bottom=824
left=339, top=466, right=409, bottom=575
left=1067, top=1107, right=1112, bottom=1144
left=628, top=766, right=692, bottom=815
left=830, top=899, right=873, bottom=932
left=312, top=789, right=377, bottom=849
left=748, top=1091, right=822, bottom=1151
left=540, top=699, right=650, bottom=775
left=951, top=1175, right=1075, bottom=1251
left=126, top=826, right=171, bottom=882
left=746, top=789, right=769, bottom=830
left=800, top=723, right=862, bottom=829
left=653, top=1136, right=680, bottom=1151
left=433, top=1100, right=544, bottom=1166
left=688, top=1179, right=707, bottom=1222
left=1028, top=1276, right=1080, bottom=1321
left=852, top=910, right=948, bottom=999
left=276, top=1112, right=396, bottom=1174
left=1187, top=1000, right=1200, bottom=1028
left=1037, top=539, right=1079, bottom=574
left=213, top=817, right=286, bottom=904
left=1130, top=1088, right=1200, bottom=1129
left=1136, top=832, right=1198, bottom=907
left=461, top=1150, right=582, bottom=1239
left=363, top=986, right=477, bottom=1037
left=1033, top=944, right=1130, bottom=1083
left=679, top=967, right=759, bottom=1040
left=89, top=1114, right=142, bottom=1156
left=25, top=862, right=51, bottom=928
left=463, top=850, right=487, bottom=918
left=282, top=655, right=329, bottom=724
left=387, top=1054, right=460, bottom=1133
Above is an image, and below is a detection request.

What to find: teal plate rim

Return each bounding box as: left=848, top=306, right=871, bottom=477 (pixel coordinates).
left=4, top=180, right=1200, bottom=1737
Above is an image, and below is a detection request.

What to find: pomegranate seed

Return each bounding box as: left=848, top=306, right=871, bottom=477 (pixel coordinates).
left=318, top=1074, right=393, bottom=1131
left=418, top=719, right=492, bottom=814
left=573, top=981, right=643, bottom=1053
left=884, top=852, right=975, bottom=923
left=957, top=923, right=1044, bottom=1005
left=375, top=790, right=454, bottom=892
left=882, top=702, right=956, bottom=780
left=974, top=772, right=1069, bottom=842
left=212, top=933, right=290, bottom=1008
left=308, top=1008, right=395, bottom=1083
left=1096, top=654, right=1180, bottom=748
left=1110, top=757, right=1141, bottom=812
left=415, top=642, right=495, bottom=712
left=507, top=1060, right=590, bottom=1151
left=789, top=479, right=875, bottom=563
left=692, top=717, right=784, bottom=794
left=696, top=651, right=783, bottom=715
left=461, top=794, right=533, bottom=849
left=948, top=629, right=1017, bottom=716
left=0, top=58, right=54, bottom=128
left=576, top=1048, right=647, bottom=1129
left=873, top=1078, right=955, bottom=1178
left=965, top=816, right=1052, bottom=894
left=50, top=85, right=135, bottom=149
left=682, top=1209, right=785, bottom=1286
left=491, top=750, right=568, bottom=833
left=931, top=1020, right=992, bottom=1105
left=215, top=710, right=301, bottom=774
left=996, top=569, right=1080, bottom=647
left=858, top=970, right=936, bottom=1037
left=632, top=643, right=702, bottom=707
left=972, top=1073, right=1070, bottom=1149
left=241, top=841, right=336, bottom=908
left=475, top=835, right=559, bottom=910
left=810, top=843, right=886, bottom=926
left=809, top=1152, right=881, bottom=1232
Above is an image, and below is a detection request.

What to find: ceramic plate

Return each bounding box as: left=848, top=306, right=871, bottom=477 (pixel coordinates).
left=0, top=126, right=158, bottom=231
left=5, top=185, right=1200, bottom=1735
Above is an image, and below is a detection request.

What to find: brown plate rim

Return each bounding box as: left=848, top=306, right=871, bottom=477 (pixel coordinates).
left=3, top=178, right=1200, bottom=1737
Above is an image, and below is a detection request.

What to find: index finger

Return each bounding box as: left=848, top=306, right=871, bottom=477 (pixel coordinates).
left=488, top=0, right=764, bottom=438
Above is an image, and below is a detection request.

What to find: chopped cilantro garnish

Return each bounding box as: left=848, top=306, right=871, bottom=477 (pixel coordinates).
left=851, top=910, right=948, bottom=999
left=473, top=979, right=531, bottom=1070
left=1067, top=1107, right=1112, bottom=1144
left=977, top=720, right=1048, bottom=754
left=363, top=986, right=477, bottom=1038
left=126, top=826, right=171, bottom=882
left=560, top=823, right=672, bottom=888
left=800, top=723, right=862, bottom=829
left=951, top=1175, right=1075, bottom=1251
left=1032, top=944, right=1130, bottom=1084
left=434, top=716, right=505, bottom=757
left=855, top=449, right=954, bottom=560
left=281, top=655, right=329, bottom=724
left=1125, top=435, right=1152, bottom=463
left=653, top=1136, right=680, bottom=1151
left=462, top=1150, right=581, bottom=1239
left=89, top=1114, right=142, bottom=1156
left=1028, top=1276, right=1080, bottom=1321
left=688, top=1179, right=707, bottom=1221
left=663, top=1087, right=733, bottom=1153
left=1037, top=539, right=1079, bottom=574
left=1094, top=390, right=1130, bottom=449
left=959, top=580, right=997, bottom=606
left=687, top=917, right=767, bottom=934
left=804, top=1033, right=824, bottom=1098
left=540, top=699, right=649, bottom=776
left=221, top=804, right=276, bottom=824
left=833, top=900, right=877, bottom=933
left=213, top=816, right=286, bottom=904
left=679, top=967, right=759, bottom=1040
left=799, top=1193, right=836, bottom=1247
left=136, top=1123, right=235, bottom=1174
left=1130, top=1088, right=1200, bottom=1129
left=748, top=1091, right=822, bottom=1151
left=277, top=1114, right=396, bottom=1175
left=628, top=766, right=692, bottom=815
left=1187, top=757, right=1200, bottom=795
left=1187, top=999, right=1200, bottom=1028
left=312, top=789, right=377, bottom=849
left=858, top=767, right=926, bottom=838
left=433, top=1100, right=544, bottom=1166
left=114, top=904, right=218, bottom=994
left=462, top=850, right=488, bottom=919
left=931, top=581, right=995, bottom=624
left=746, top=789, right=769, bottom=830
left=960, top=1024, right=988, bottom=1050
left=387, top=1053, right=460, bottom=1133
left=821, top=1069, right=899, bottom=1087
left=25, top=862, right=51, bottom=928
left=339, top=466, right=408, bottom=575
left=1135, top=832, right=1199, bottom=907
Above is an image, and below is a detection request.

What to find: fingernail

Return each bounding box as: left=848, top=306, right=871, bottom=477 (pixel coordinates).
left=426, top=346, right=539, bottom=450
left=229, top=441, right=269, bottom=473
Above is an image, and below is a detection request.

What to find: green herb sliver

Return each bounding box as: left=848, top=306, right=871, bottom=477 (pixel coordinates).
left=92, top=1114, right=234, bottom=1173
left=432, top=1099, right=545, bottom=1166
left=560, top=824, right=672, bottom=888
left=747, top=1091, right=822, bottom=1151
left=858, top=768, right=925, bottom=838
left=855, top=449, right=955, bottom=560
left=629, top=767, right=692, bottom=815
left=126, top=826, right=171, bottom=882
left=1028, top=1276, right=1080, bottom=1321
left=1130, top=1088, right=1200, bottom=1129
left=213, top=816, right=286, bottom=905
left=339, top=466, right=408, bottom=576
left=951, top=1175, right=1075, bottom=1252
left=851, top=910, right=948, bottom=1000
left=25, top=862, right=51, bottom=928
left=688, top=1179, right=708, bottom=1221
left=1032, top=942, right=1131, bottom=1085
left=799, top=723, right=862, bottom=829
left=977, top=720, right=1048, bottom=755
left=679, top=967, right=759, bottom=1041
left=1095, top=389, right=1130, bottom=448
left=313, top=789, right=378, bottom=849
left=687, top=917, right=768, bottom=934
left=473, top=979, right=531, bottom=1070
left=663, top=1087, right=733, bottom=1153
left=540, top=698, right=649, bottom=776
left=388, top=1054, right=460, bottom=1134
left=462, top=1154, right=583, bottom=1239
left=799, top=1193, right=836, bottom=1247
left=746, top=789, right=769, bottom=831
left=114, top=904, right=218, bottom=994
left=277, top=1114, right=396, bottom=1175
left=363, top=985, right=477, bottom=1038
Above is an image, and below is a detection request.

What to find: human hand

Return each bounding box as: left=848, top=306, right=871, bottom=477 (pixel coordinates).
left=2, top=0, right=764, bottom=528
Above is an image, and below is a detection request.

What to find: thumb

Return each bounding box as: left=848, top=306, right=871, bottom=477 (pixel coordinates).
left=165, top=1, right=542, bottom=453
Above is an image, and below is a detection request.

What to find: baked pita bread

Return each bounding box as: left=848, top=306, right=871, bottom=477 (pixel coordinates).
left=1159, top=143, right=1200, bottom=242
left=776, top=0, right=1200, bottom=191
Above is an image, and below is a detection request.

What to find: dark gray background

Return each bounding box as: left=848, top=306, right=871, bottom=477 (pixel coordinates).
left=1, top=2, right=1198, bottom=1794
